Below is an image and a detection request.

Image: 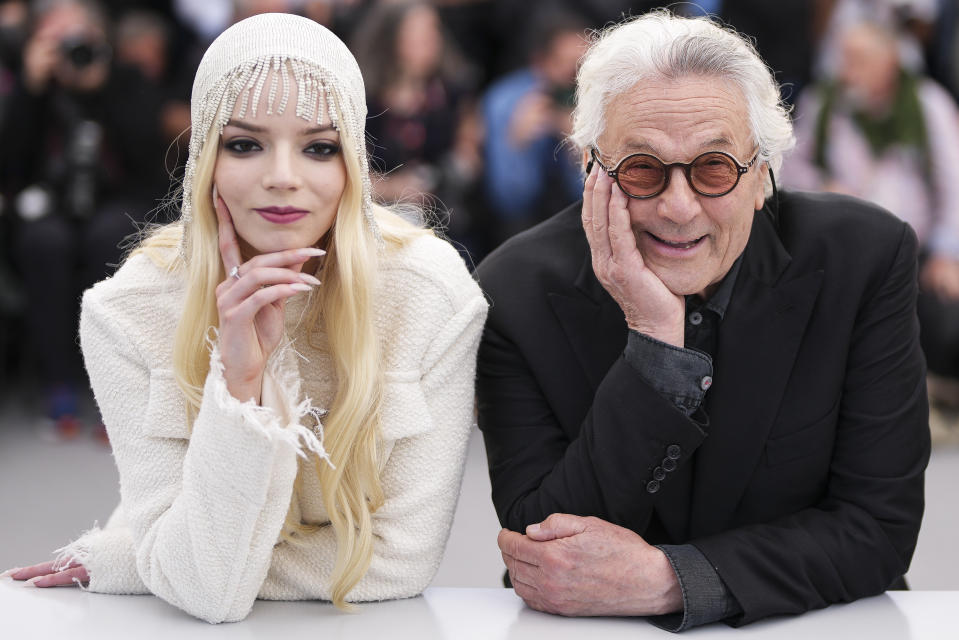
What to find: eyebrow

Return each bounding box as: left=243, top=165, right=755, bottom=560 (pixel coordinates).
left=223, top=120, right=337, bottom=136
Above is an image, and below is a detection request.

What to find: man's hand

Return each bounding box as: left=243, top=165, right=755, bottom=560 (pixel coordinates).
left=498, top=513, right=683, bottom=617
left=583, top=164, right=685, bottom=347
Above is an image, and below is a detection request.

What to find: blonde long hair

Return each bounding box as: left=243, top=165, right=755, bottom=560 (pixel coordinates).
left=134, top=110, right=428, bottom=608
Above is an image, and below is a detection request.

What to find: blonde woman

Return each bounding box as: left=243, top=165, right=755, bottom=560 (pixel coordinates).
left=3, top=13, right=487, bottom=623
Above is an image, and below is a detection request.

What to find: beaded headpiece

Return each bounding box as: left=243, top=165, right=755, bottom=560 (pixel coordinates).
left=181, top=13, right=379, bottom=246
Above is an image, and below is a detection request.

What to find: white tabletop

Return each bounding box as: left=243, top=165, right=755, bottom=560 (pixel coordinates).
left=2, top=580, right=956, bottom=639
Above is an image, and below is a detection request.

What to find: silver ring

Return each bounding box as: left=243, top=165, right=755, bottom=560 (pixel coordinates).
left=229, top=265, right=240, bottom=280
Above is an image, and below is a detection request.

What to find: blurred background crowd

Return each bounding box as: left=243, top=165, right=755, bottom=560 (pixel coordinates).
left=3, top=0, right=959, bottom=443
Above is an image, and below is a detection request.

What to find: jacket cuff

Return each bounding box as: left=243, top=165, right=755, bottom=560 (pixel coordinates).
left=647, top=544, right=742, bottom=632
left=202, top=338, right=331, bottom=464
left=623, top=330, right=712, bottom=416
left=54, top=525, right=148, bottom=595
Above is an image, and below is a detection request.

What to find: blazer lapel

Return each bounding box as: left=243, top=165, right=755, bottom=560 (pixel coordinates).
left=547, top=249, right=628, bottom=390
left=690, top=209, right=824, bottom=538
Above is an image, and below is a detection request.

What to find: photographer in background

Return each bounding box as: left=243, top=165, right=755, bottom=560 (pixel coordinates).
left=0, top=0, right=168, bottom=436
left=481, top=9, right=587, bottom=247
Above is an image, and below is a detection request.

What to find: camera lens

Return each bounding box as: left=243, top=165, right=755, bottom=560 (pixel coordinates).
left=60, top=37, right=97, bottom=68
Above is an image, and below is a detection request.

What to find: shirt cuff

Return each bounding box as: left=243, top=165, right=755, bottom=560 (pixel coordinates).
left=623, top=330, right=713, bottom=415
left=647, top=544, right=742, bottom=632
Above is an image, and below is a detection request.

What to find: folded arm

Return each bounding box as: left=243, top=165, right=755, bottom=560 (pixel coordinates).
left=76, top=290, right=313, bottom=623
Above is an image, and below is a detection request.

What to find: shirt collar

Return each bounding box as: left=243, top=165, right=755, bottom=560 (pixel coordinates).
left=686, top=256, right=743, bottom=320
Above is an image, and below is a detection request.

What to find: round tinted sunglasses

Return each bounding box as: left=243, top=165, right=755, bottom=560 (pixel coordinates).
left=588, top=147, right=760, bottom=199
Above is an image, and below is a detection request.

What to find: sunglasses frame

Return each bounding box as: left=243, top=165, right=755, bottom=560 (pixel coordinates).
left=589, top=147, right=760, bottom=199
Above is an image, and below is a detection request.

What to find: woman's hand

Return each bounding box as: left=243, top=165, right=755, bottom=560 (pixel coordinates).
left=2, top=561, right=89, bottom=587
left=214, top=196, right=324, bottom=403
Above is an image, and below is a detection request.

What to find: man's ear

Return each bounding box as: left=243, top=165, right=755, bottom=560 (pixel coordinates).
left=754, top=162, right=770, bottom=210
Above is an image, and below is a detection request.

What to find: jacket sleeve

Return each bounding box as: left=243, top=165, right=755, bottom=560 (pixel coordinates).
left=477, top=308, right=708, bottom=535
left=693, top=224, right=929, bottom=625
left=74, top=289, right=325, bottom=623
left=258, top=293, right=487, bottom=602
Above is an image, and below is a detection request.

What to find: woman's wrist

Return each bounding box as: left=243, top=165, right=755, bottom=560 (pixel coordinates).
left=225, top=373, right=263, bottom=404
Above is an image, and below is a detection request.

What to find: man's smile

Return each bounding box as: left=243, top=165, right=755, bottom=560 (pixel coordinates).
left=646, top=232, right=706, bottom=250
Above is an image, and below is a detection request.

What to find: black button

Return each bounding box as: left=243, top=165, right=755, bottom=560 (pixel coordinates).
left=662, top=457, right=677, bottom=472
left=666, top=444, right=681, bottom=460
left=688, top=311, right=703, bottom=326
left=646, top=480, right=660, bottom=494
left=653, top=467, right=666, bottom=481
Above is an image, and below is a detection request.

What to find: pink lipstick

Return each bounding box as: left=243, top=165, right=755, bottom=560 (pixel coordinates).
left=255, top=206, right=308, bottom=224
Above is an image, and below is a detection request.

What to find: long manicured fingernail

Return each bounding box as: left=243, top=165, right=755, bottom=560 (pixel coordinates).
left=290, top=283, right=312, bottom=292
left=300, top=273, right=322, bottom=286
left=0, top=567, right=21, bottom=579
left=24, top=576, right=41, bottom=587
left=299, top=248, right=326, bottom=257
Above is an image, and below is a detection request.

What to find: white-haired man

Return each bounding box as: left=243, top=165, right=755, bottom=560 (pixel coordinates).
left=476, top=12, right=929, bottom=631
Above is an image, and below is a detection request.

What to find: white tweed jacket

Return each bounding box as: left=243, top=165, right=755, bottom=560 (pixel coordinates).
left=62, top=233, right=487, bottom=623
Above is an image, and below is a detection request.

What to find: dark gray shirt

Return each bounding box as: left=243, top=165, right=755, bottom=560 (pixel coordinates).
left=622, top=258, right=744, bottom=632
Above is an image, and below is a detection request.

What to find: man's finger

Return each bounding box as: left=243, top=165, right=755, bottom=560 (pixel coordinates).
left=607, top=181, right=642, bottom=267
left=526, top=513, right=589, bottom=541
left=214, top=193, right=243, bottom=273
left=512, top=579, right=547, bottom=614
left=582, top=158, right=597, bottom=227
left=506, top=552, right=543, bottom=591
left=581, top=164, right=598, bottom=253
left=590, top=170, right=614, bottom=265
left=497, top=529, right=544, bottom=566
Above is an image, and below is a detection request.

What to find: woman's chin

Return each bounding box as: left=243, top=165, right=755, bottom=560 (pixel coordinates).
left=240, top=236, right=325, bottom=258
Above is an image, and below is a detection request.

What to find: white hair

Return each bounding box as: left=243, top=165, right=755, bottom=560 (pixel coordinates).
left=570, top=11, right=795, bottom=196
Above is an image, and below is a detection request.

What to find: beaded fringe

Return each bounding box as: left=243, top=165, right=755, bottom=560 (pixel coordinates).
left=181, top=56, right=381, bottom=254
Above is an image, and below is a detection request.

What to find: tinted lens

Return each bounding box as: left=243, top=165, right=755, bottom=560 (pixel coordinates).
left=690, top=152, right=739, bottom=194
left=617, top=154, right=666, bottom=196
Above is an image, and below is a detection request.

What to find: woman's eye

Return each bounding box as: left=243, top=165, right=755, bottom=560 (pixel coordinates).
left=224, top=139, right=260, bottom=154
left=306, top=141, right=341, bottom=158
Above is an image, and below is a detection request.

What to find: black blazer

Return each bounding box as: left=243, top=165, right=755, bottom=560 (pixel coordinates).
left=475, top=190, right=930, bottom=626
